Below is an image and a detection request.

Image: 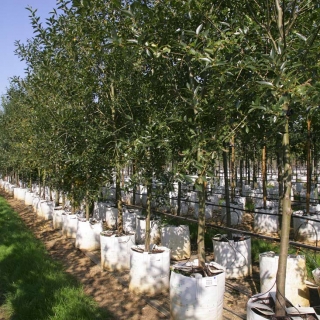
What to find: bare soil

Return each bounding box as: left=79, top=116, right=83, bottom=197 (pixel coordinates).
left=2, top=192, right=259, bottom=320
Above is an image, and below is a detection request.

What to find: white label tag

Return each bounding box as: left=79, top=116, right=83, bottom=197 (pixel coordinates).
left=205, top=277, right=217, bottom=286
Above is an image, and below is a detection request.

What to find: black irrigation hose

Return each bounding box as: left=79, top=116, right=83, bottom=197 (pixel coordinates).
left=141, top=209, right=320, bottom=253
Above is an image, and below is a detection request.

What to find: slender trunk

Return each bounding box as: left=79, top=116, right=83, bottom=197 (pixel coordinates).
left=42, top=170, right=46, bottom=199
left=253, top=150, right=257, bottom=189
left=85, top=189, right=90, bottom=221
left=315, top=145, right=319, bottom=203
left=223, top=144, right=231, bottom=230
left=29, top=175, right=32, bottom=192
left=230, top=136, right=235, bottom=201
left=275, top=117, right=292, bottom=316
left=62, top=192, right=66, bottom=209
left=240, top=157, right=243, bottom=196
left=278, top=149, right=283, bottom=201
left=247, top=155, right=251, bottom=186
left=71, top=184, right=75, bottom=214
left=235, top=161, right=238, bottom=189
left=306, top=117, right=311, bottom=214
left=262, top=139, right=267, bottom=209
left=145, top=178, right=152, bottom=252
left=116, top=166, right=123, bottom=234
left=177, top=181, right=181, bottom=216
left=55, top=190, right=60, bottom=207
left=197, top=177, right=206, bottom=268
left=38, top=168, right=41, bottom=198
left=121, top=168, right=125, bottom=188
left=132, top=162, right=136, bottom=205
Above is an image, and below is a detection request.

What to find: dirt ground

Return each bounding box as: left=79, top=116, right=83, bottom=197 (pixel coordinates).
left=2, top=193, right=255, bottom=320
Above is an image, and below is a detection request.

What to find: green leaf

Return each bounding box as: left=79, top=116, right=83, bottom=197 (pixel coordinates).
left=127, top=39, right=138, bottom=44
left=199, top=57, right=211, bottom=63
left=196, top=24, right=203, bottom=35
left=257, top=81, right=274, bottom=87
left=121, top=9, right=133, bottom=17
left=162, top=46, right=171, bottom=53
left=295, top=32, right=307, bottom=41
left=248, top=106, right=266, bottom=113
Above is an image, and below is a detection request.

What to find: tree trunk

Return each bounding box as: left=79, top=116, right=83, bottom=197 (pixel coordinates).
left=278, top=147, right=283, bottom=216
left=223, top=144, right=231, bottom=230
left=38, top=168, right=41, bottom=199
left=145, top=178, right=152, bottom=253
left=177, top=181, right=181, bottom=216
left=253, top=150, right=257, bottom=189
left=55, top=190, right=60, bottom=207
left=29, top=175, right=32, bottom=193
left=85, top=188, right=90, bottom=221
left=262, top=139, right=267, bottom=209
left=306, top=117, right=311, bottom=214
left=240, top=157, right=243, bottom=196
left=132, top=162, right=136, bottom=205
left=230, top=135, right=235, bottom=202
left=62, top=192, right=66, bottom=209
left=197, top=177, right=206, bottom=268
left=42, top=170, right=46, bottom=199
left=116, top=166, right=123, bottom=234
left=275, top=117, right=292, bottom=316
left=247, top=155, right=251, bottom=186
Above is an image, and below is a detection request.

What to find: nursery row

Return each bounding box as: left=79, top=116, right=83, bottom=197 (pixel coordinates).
left=2, top=180, right=320, bottom=319
left=0, top=2, right=320, bottom=318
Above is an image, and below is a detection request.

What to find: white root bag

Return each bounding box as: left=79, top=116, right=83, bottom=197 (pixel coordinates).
left=53, top=208, right=65, bottom=229
left=254, top=208, right=279, bottom=234
left=14, top=187, right=27, bottom=201
left=213, top=236, right=252, bottom=279
left=62, top=214, right=78, bottom=239
left=40, top=201, right=54, bottom=220
left=100, top=232, right=135, bottom=271
left=37, top=200, right=47, bottom=218
left=170, top=261, right=225, bottom=320
left=75, top=219, right=103, bottom=251
left=24, top=192, right=34, bottom=206
left=293, top=211, right=320, bottom=242
left=161, top=225, right=191, bottom=260
left=129, top=245, right=170, bottom=295
left=135, top=217, right=161, bottom=245
left=123, top=210, right=137, bottom=233
left=105, top=206, right=118, bottom=229
left=32, top=196, right=41, bottom=213
left=259, top=252, right=309, bottom=307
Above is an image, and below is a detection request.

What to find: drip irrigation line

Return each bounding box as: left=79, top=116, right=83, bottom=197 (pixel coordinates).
left=142, top=209, right=320, bottom=252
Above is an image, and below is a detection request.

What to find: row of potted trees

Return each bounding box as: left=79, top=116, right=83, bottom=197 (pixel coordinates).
left=2, top=178, right=320, bottom=319
left=2, top=180, right=228, bottom=319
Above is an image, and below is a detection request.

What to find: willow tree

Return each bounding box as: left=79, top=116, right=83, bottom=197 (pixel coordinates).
left=0, top=81, right=35, bottom=185
left=245, top=0, right=320, bottom=315
left=127, top=0, right=252, bottom=266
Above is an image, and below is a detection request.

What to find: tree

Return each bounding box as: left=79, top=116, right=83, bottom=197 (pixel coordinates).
left=244, top=0, right=320, bottom=315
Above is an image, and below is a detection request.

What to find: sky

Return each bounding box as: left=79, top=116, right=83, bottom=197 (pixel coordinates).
left=0, top=0, right=59, bottom=97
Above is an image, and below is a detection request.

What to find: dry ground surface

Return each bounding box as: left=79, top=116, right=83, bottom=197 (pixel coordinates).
left=1, top=192, right=261, bottom=320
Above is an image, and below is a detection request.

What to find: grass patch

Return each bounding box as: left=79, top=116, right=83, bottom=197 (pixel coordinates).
left=0, top=196, right=112, bottom=320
